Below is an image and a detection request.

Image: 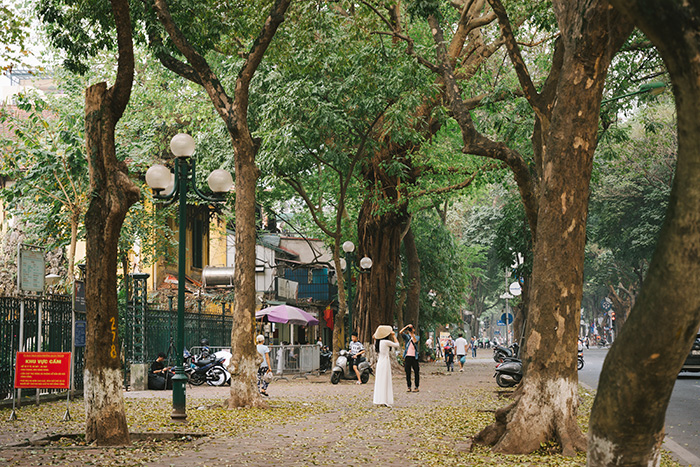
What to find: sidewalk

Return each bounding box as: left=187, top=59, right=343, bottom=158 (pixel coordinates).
left=0, top=356, right=684, bottom=466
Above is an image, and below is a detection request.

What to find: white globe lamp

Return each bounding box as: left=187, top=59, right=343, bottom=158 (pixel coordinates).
left=207, top=169, right=234, bottom=193
left=170, top=133, right=195, bottom=158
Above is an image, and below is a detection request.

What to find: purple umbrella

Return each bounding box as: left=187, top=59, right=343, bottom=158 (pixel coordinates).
left=256, top=304, right=319, bottom=326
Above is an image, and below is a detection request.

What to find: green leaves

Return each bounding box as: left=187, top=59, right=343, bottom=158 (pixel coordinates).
left=0, top=3, right=32, bottom=71
left=585, top=101, right=675, bottom=303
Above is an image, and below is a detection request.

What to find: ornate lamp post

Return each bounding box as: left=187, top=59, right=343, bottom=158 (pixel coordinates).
left=341, top=240, right=372, bottom=342
left=601, top=81, right=666, bottom=104
left=145, top=133, right=233, bottom=421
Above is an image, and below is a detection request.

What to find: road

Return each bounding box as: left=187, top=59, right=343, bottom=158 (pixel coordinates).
left=579, top=348, right=700, bottom=466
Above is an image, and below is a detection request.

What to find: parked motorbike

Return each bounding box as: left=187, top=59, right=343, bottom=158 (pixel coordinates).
left=330, top=349, right=373, bottom=384
left=493, top=342, right=520, bottom=363
left=211, top=349, right=232, bottom=385
left=494, top=357, right=522, bottom=388
left=577, top=351, right=584, bottom=370
left=183, top=348, right=229, bottom=386
left=319, top=347, right=332, bottom=373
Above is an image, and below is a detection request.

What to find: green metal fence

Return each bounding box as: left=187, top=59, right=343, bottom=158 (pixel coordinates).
left=1, top=293, right=232, bottom=399
left=121, top=300, right=234, bottom=365
left=0, top=295, right=83, bottom=401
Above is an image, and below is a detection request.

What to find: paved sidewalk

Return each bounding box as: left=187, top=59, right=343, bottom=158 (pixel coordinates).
left=0, top=354, right=686, bottom=466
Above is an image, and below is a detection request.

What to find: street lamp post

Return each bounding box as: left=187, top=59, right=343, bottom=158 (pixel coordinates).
left=146, top=133, right=233, bottom=421
left=601, top=81, right=666, bottom=105
left=341, top=241, right=372, bottom=342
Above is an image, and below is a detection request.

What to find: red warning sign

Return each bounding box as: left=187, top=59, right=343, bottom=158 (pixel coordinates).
left=14, top=352, right=71, bottom=389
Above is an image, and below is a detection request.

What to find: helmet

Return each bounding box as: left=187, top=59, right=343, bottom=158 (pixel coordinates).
left=200, top=338, right=209, bottom=346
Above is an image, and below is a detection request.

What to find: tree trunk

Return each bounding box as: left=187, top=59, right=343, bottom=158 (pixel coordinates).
left=476, top=0, right=632, bottom=455
left=82, top=0, right=138, bottom=444
left=355, top=199, right=409, bottom=343
left=403, top=225, right=420, bottom=329
left=608, top=283, right=635, bottom=332
left=228, top=135, right=266, bottom=408
left=82, top=0, right=137, bottom=446
left=331, top=245, right=349, bottom=361
left=589, top=2, right=700, bottom=465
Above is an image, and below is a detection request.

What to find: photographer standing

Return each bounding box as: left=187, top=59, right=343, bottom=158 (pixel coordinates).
left=400, top=324, right=420, bottom=392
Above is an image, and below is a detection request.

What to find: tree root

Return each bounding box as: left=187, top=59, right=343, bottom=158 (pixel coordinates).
left=474, top=401, right=514, bottom=447
left=475, top=380, right=587, bottom=456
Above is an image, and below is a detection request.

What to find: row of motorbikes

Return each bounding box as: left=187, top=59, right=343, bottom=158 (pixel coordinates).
left=492, top=342, right=584, bottom=388
left=182, top=346, right=231, bottom=386
left=182, top=342, right=372, bottom=387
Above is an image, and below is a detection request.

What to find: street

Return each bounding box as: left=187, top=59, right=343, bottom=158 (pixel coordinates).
left=579, top=348, right=700, bottom=465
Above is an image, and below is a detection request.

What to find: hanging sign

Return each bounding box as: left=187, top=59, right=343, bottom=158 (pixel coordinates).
left=74, top=280, right=86, bottom=312
left=17, top=244, right=45, bottom=293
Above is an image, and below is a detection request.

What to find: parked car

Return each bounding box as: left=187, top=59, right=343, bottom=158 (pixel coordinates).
left=680, top=332, right=700, bottom=373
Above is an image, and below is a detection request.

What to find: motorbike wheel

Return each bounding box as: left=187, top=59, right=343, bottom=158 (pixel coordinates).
left=495, top=373, right=516, bottom=388
left=578, top=357, right=584, bottom=370
left=207, top=367, right=227, bottom=386
left=330, top=371, right=341, bottom=385
left=189, top=373, right=206, bottom=386
left=360, top=371, right=370, bottom=384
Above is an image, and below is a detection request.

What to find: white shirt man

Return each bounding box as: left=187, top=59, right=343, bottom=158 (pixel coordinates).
left=454, top=334, right=468, bottom=372
left=348, top=333, right=365, bottom=384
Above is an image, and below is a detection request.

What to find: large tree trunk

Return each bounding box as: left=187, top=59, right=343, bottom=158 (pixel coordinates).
left=355, top=199, right=409, bottom=343
left=403, top=225, right=420, bottom=329
left=83, top=0, right=138, bottom=445
left=331, top=246, right=349, bottom=361
left=475, top=0, right=632, bottom=455
left=228, top=135, right=265, bottom=408
left=588, top=2, right=700, bottom=465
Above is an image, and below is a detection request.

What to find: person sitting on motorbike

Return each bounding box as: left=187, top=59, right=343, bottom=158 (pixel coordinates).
left=348, top=332, right=366, bottom=385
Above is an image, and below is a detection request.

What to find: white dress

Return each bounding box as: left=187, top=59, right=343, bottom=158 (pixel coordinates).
left=373, top=339, right=399, bottom=406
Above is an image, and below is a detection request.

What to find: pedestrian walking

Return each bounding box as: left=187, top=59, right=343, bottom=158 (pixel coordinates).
left=435, top=339, right=443, bottom=359
left=454, top=333, right=468, bottom=371
left=372, top=325, right=400, bottom=407
left=471, top=336, right=477, bottom=358
left=444, top=339, right=454, bottom=372
left=400, top=324, right=420, bottom=392
left=256, top=335, right=272, bottom=396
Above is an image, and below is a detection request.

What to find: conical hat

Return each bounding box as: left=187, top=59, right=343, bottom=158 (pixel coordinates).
left=373, top=325, right=393, bottom=339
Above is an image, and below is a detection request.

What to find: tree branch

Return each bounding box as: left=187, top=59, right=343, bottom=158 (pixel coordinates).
left=411, top=164, right=495, bottom=199
left=236, top=0, right=292, bottom=106
left=487, top=0, right=545, bottom=118
left=426, top=13, right=539, bottom=238
left=110, top=0, right=135, bottom=120
left=284, top=177, right=336, bottom=238
left=152, top=0, right=233, bottom=116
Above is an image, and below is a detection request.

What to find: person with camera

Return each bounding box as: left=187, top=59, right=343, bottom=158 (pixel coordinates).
left=148, top=352, right=172, bottom=390
left=400, top=324, right=420, bottom=392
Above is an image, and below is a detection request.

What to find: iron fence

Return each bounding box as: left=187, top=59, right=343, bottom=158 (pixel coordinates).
left=121, top=302, right=234, bottom=366
left=1, top=293, right=232, bottom=399
left=0, top=295, right=82, bottom=401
